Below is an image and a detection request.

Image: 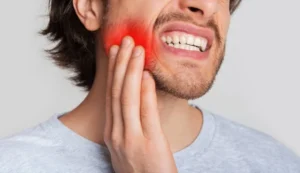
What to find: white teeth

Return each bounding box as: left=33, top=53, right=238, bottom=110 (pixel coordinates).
left=194, top=38, right=201, bottom=47
left=180, top=35, right=187, bottom=44
left=162, top=34, right=208, bottom=52
left=167, top=43, right=200, bottom=51
left=173, top=35, right=180, bottom=44
left=162, top=36, right=166, bottom=43
left=184, top=45, right=189, bottom=50
left=201, top=39, right=208, bottom=51
left=199, top=39, right=204, bottom=51
left=167, top=36, right=172, bottom=44
left=179, top=44, right=185, bottom=49
left=187, top=35, right=194, bottom=45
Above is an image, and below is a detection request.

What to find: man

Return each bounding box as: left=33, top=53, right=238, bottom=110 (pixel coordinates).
left=0, top=0, right=299, bottom=172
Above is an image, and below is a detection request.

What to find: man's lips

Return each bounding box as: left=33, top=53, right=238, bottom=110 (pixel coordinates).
left=159, top=22, right=214, bottom=49
left=156, top=22, right=214, bottom=60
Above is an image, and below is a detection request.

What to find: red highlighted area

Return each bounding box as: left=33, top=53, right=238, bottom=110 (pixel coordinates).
left=103, top=20, right=155, bottom=68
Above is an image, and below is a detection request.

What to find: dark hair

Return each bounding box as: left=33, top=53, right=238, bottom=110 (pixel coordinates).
left=41, top=0, right=242, bottom=91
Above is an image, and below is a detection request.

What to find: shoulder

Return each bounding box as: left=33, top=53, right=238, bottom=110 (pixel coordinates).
left=0, top=136, right=31, bottom=172
left=0, top=125, right=60, bottom=173
left=210, top=111, right=300, bottom=172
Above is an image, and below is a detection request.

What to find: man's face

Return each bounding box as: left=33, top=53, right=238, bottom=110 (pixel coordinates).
left=100, top=0, right=231, bottom=99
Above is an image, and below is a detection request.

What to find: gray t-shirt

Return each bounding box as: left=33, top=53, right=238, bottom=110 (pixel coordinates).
left=1, top=107, right=300, bottom=173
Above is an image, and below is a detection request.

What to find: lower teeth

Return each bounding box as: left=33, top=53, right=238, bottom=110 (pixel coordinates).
left=167, top=43, right=202, bottom=52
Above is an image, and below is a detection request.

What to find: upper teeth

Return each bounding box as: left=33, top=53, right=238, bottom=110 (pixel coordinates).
left=161, top=34, right=208, bottom=52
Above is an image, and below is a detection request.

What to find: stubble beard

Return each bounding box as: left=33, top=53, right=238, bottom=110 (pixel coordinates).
left=150, top=45, right=225, bottom=100
left=101, top=7, right=226, bottom=100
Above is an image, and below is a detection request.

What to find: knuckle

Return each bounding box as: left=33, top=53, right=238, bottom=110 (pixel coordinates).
left=140, top=104, right=151, bottom=119
left=140, top=112, right=150, bottom=121
left=111, top=134, right=122, bottom=149
left=140, top=104, right=148, bottom=115
left=111, top=87, right=121, bottom=100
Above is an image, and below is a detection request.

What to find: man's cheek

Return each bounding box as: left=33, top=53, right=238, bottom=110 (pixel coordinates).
left=103, top=19, right=158, bottom=69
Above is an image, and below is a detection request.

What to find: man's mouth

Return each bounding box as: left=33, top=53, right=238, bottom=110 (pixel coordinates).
left=157, top=22, right=214, bottom=60
left=161, top=32, right=208, bottom=52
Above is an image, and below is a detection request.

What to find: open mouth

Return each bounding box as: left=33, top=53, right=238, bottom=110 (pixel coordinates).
left=161, top=32, right=208, bottom=52
left=157, top=22, right=214, bottom=61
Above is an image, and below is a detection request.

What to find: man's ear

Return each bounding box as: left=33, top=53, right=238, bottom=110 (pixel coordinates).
left=73, top=0, right=103, bottom=31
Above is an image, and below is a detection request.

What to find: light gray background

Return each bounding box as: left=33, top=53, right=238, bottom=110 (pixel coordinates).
left=0, top=0, right=299, bottom=155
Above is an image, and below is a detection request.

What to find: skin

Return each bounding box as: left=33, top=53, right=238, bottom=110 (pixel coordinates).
left=60, top=0, right=231, bottom=172
left=102, top=20, right=154, bottom=68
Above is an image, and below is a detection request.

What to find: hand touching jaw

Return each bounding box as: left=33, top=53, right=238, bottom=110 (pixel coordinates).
left=102, top=20, right=154, bottom=69
left=97, top=0, right=230, bottom=99
left=62, top=0, right=232, bottom=172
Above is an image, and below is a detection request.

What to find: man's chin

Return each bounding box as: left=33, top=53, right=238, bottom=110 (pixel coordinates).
left=151, top=73, right=215, bottom=100
left=149, top=45, right=225, bottom=100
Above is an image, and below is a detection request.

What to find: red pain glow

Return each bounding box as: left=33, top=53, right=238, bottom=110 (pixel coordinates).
left=103, top=20, right=156, bottom=68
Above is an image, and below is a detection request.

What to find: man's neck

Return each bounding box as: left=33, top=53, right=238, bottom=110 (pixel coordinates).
left=59, top=56, right=203, bottom=153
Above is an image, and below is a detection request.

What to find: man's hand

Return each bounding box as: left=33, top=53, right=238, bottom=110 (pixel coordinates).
left=104, top=36, right=178, bottom=173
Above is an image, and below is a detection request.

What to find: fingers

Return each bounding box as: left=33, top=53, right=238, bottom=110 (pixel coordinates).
left=104, top=45, right=119, bottom=145
left=122, top=46, right=145, bottom=136
left=111, top=36, right=135, bottom=138
left=106, top=36, right=159, bottom=145
left=140, top=71, right=161, bottom=139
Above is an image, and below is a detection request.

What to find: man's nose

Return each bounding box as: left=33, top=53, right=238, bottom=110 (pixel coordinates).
left=180, top=0, right=218, bottom=20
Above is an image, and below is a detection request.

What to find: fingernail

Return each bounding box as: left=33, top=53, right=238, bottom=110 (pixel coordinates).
left=122, top=37, right=131, bottom=47
left=110, top=45, right=119, bottom=58
left=133, top=47, right=143, bottom=57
